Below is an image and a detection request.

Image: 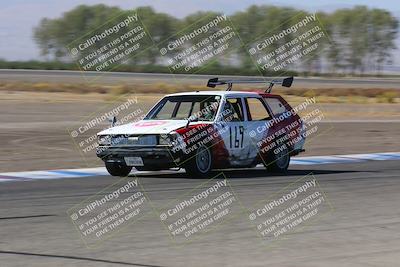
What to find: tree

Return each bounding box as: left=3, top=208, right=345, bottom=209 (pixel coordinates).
left=326, top=6, right=398, bottom=74
left=33, top=4, right=122, bottom=60
left=368, top=8, right=398, bottom=74
left=33, top=4, right=398, bottom=75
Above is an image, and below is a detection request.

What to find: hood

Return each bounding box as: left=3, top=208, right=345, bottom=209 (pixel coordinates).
left=97, top=120, right=191, bottom=135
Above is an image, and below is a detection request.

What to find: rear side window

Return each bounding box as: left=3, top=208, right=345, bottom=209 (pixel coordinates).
left=221, top=98, right=244, bottom=122
left=264, top=98, right=287, bottom=115
left=245, top=97, right=271, bottom=121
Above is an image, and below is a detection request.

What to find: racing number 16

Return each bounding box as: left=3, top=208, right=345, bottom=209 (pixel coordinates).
left=229, top=126, right=244, bottom=148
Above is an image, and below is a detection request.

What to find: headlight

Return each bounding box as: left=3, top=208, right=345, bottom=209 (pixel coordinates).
left=98, top=135, right=111, bottom=145
left=159, top=132, right=180, bottom=146
left=159, top=134, right=171, bottom=145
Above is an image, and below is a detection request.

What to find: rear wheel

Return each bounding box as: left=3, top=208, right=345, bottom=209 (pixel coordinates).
left=184, top=145, right=213, bottom=178
left=105, top=162, right=132, bottom=177
left=265, top=144, right=290, bottom=173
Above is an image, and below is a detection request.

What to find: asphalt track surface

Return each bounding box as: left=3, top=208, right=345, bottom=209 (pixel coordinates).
left=1, top=159, right=400, bottom=267
left=2, top=69, right=400, bottom=88
left=1, top=70, right=399, bottom=266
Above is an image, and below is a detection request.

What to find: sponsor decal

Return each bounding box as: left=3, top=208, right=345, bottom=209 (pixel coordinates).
left=134, top=121, right=168, bottom=127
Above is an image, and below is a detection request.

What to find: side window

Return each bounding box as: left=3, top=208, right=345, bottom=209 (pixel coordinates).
left=245, top=97, right=271, bottom=121
left=221, top=98, right=244, bottom=122
left=264, top=97, right=287, bottom=115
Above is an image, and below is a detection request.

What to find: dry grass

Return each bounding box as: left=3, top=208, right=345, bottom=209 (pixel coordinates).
left=0, top=81, right=398, bottom=104
left=377, top=92, right=397, bottom=103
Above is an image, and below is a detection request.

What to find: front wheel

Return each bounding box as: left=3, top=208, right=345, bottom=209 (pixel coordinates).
left=105, top=162, right=132, bottom=177
left=265, top=145, right=290, bottom=173
left=184, top=145, right=213, bottom=178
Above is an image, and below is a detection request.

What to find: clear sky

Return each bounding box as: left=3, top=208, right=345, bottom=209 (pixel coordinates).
left=0, top=0, right=399, bottom=62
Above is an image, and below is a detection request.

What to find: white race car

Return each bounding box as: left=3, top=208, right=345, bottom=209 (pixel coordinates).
left=96, top=77, right=305, bottom=177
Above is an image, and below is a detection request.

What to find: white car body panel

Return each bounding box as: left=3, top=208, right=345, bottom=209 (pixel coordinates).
left=98, top=120, right=213, bottom=135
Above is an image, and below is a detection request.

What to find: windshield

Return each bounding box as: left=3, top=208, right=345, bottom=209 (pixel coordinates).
left=145, top=95, right=221, bottom=121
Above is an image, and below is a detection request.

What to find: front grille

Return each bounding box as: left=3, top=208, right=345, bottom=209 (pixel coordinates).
left=111, top=135, right=158, bottom=146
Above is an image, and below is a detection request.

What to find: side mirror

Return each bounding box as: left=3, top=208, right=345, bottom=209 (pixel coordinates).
left=108, top=116, right=117, bottom=127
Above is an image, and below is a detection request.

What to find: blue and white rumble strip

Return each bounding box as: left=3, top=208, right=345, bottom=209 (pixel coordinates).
left=0, top=152, right=399, bottom=183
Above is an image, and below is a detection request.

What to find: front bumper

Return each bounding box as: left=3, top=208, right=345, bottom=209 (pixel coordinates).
left=96, top=145, right=179, bottom=168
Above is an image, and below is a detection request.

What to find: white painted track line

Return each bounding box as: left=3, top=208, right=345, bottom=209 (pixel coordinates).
left=0, top=152, right=399, bottom=182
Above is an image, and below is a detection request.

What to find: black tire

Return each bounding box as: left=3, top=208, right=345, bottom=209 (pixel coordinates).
left=184, top=145, right=213, bottom=178
left=265, top=144, right=290, bottom=173
left=105, top=162, right=132, bottom=177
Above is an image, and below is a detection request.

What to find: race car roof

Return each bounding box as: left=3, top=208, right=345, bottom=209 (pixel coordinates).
left=164, top=90, right=269, bottom=97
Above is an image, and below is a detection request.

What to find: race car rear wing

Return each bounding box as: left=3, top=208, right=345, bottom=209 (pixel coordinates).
left=207, top=76, right=293, bottom=93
